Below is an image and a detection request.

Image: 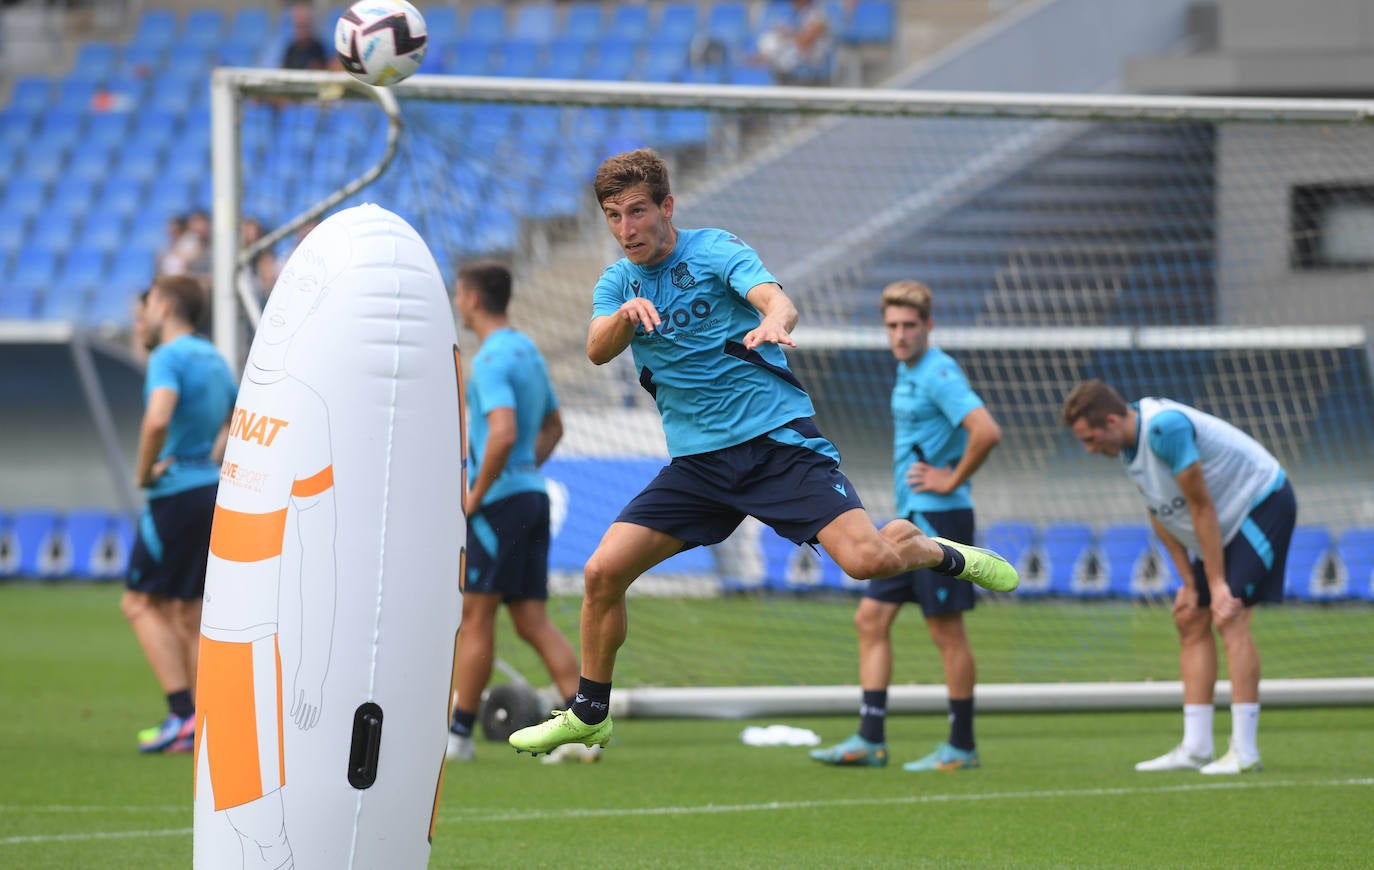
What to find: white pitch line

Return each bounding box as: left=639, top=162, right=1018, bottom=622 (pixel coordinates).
left=439, top=777, right=1374, bottom=823
left=0, top=827, right=191, bottom=847
left=4, top=779, right=1371, bottom=847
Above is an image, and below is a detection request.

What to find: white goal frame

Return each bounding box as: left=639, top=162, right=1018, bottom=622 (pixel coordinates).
left=210, top=69, right=1374, bottom=715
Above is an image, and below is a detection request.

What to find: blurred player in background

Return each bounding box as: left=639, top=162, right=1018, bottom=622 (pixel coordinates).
left=509, top=148, right=1018, bottom=757
left=812, top=280, right=1000, bottom=772
left=445, top=261, right=594, bottom=764
left=125, top=275, right=237, bottom=753
left=1062, top=379, right=1296, bottom=774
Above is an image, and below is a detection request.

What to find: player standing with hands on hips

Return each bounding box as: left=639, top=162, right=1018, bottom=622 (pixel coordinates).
left=509, top=149, right=1019, bottom=757
left=811, top=280, right=1000, bottom=772
left=1062, top=380, right=1296, bottom=774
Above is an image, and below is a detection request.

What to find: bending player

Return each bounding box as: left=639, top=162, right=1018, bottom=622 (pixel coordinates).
left=509, top=149, right=1019, bottom=757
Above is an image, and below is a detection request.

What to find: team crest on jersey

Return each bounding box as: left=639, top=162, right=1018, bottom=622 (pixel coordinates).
left=630, top=279, right=641, bottom=296
left=670, top=262, right=697, bottom=289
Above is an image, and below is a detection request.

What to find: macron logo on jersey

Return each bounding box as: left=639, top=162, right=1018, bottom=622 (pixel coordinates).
left=832, top=483, right=847, bottom=496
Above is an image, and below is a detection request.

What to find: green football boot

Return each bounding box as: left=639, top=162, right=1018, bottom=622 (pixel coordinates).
left=509, top=709, right=613, bottom=757
left=933, top=537, right=1020, bottom=593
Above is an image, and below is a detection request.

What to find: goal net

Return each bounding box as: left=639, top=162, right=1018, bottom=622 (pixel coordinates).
left=212, top=70, right=1374, bottom=713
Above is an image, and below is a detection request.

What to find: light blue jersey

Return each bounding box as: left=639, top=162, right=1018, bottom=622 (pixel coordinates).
left=592, top=227, right=815, bottom=456
left=891, top=346, right=984, bottom=515
left=468, top=327, right=558, bottom=506
left=144, top=334, right=237, bottom=498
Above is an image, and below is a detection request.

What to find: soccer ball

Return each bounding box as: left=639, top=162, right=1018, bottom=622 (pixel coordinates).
left=335, top=0, right=428, bottom=87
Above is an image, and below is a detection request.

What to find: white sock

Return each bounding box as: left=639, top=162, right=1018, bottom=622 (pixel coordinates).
left=1231, top=702, right=1260, bottom=760
left=1182, top=704, right=1214, bottom=758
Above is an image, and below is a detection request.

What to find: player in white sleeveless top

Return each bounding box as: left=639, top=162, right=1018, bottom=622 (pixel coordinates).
left=1063, top=380, right=1296, bottom=775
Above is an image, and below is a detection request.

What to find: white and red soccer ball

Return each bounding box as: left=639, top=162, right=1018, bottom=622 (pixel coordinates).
left=335, top=0, right=428, bottom=87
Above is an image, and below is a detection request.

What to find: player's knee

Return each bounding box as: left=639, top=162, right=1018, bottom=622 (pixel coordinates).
left=120, top=589, right=154, bottom=622
left=1174, top=609, right=1210, bottom=639
left=833, top=545, right=895, bottom=583
left=583, top=556, right=633, bottom=603
left=853, top=605, right=885, bottom=638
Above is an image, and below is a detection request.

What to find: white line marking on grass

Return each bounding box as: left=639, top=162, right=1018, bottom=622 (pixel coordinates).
left=5, top=779, right=1370, bottom=846
left=0, top=805, right=187, bottom=814
left=0, top=827, right=191, bottom=847
left=440, top=777, right=1374, bottom=824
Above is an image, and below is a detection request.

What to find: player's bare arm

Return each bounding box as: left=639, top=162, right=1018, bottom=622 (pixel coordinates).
left=742, top=282, right=798, bottom=349
left=910, top=406, right=1002, bottom=495
left=467, top=407, right=516, bottom=517
left=587, top=299, right=659, bottom=364
left=1176, top=463, right=1240, bottom=625
left=135, top=386, right=178, bottom=487
left=1151, top=514, right=1198, bottom=617
left=534, top=408, right=563, bottom=467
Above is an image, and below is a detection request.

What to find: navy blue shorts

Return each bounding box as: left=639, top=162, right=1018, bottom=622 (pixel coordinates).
left=616, top=418, right=865, bottom=548
left=126, top=483, right=217, bottom=600
left=1193, top=479, right=1296, bottom=608
left=465, top=491, right=551, bottom=602
left=865, top=508, right=977, bottom=616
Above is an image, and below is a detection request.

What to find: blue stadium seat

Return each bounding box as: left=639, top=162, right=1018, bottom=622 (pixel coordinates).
left=109, top=248, right=156, bottom=296
left=1335, top=528, right=1374, bottom=601
left=115, top=148, right=164, bottom=187
left=0, top=282, right=42, bottom=319
left=9, top=249, right=60, bottom=287
left=657, top=2, right=699, bottom=45
left=727, top=63, right=774, bottom=86
left=586, top=38, right=637, bottom=81
left=641, top=39, right=689, bottom=82
left=217, top=43, right=261, bottom=68
left=0, top=212, right=29, bottom=252
left=981, top=521, right=1039, bottom=592
left=659, top=108, right=711, bottom=148
left=227, top=7, right=271, bottom=47
left=3, top=177, right=50, bottom=218
left=8, top=77, right=52, bottom=113
left=510, top=4, right=557, bottom=43
left=183, top=8, right=225, bottom=48
left=761, top=530, right=853, bottom=593
left=63, top=509, right=127, bottom=580
left=37, top=108, right=84, bottom=150
left=493, top=41, right=542, bottom=78
left=1098, top=523, right=1175, bottom=598
left=149, top=77, right=199, bottom=115
left=543, top=38, right=589, bottom=78
left=119, top=42, right=168, bottom=76
left=607, top=4, right=650, bottom=42
left=133, top=9, right=178, bottom=47
left=56, top=248, right=107, bottom=287
left=71, top=42, right=119, bottom=82
left=132, top=108, right=183, bottom=146
left=424, top=5, right=459, bottom=44
left=41, top=281, right=93, bottom=322
left=1286, top=526, right=1343, bottom=601
left=465, top=4, right=507, bottom=42
left=81, top=209, right=132, bottom=252
left=0, top=108, right=36, bottom=148
left=51, top=174, right=99, bottom=212
left=445, top=38, right=495, bottom=75
left=562, top=2, right=604, bottom=41
left=706, top=2, right=752, bottom=48
left=30, top=212, right=79, bottom=252
left=10, top=508, right=66, bottom=578
left=1041, top=523, right=1097, bottom=597
left=166, top=43, right=212, bottom=83
left=845, top=0, right=895, bottom=45
left=85, top=112, right=132, bottom=150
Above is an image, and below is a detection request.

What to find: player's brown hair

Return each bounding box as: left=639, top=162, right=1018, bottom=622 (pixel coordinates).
left=151, top=274, right=207, bottom=327
left=457, top=259, right=513, bottom=315
left=593, top=148, right=671, bottom=207
left=1061, top=379, right=1130, bottom=427
left=880, top=280, right=933, bottom=320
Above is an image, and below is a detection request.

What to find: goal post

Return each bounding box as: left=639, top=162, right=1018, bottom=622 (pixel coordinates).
left=210, top=69, right=1374, bottom=714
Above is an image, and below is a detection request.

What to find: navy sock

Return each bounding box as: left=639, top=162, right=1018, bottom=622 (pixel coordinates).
left=450, top=708, right=477, bottom=737
left=948, top=697, right=975, bottom=751
left=858, top=689, right=888, bottom=744
left=167, top=689, right=194, bottom=720
left=571, top=677, right=611, bottom=725
left=931, top=542, right=965, bottom=576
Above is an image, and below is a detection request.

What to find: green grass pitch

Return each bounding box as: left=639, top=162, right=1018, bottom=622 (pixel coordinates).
left=2, top=582, right=1371, bottom=868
